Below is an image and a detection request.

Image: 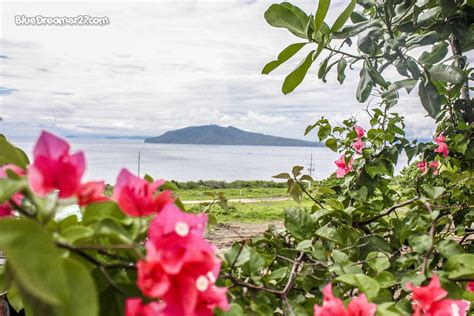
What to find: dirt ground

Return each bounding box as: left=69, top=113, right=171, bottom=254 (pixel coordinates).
left=206, top=221, right=282, bottom=253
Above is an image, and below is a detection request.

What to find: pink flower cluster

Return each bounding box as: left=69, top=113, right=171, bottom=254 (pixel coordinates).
left=407, top=275, right=469, bottom=316
left=1, top=131, right=229, bottom=315
left=127, top=203, right=229, bottom=315
left=334, top=126, right=365, bottom=178
left=417, top=132, right=449, bottom=175
left=416, top=160, right=439, bottom=175
left=27, top=131, right=108, bottom=206
left=352, top=126, right=365, bottom=154
left=434, top=133, right=449, bottom=158
left=313, top=284, right=376, bottom=316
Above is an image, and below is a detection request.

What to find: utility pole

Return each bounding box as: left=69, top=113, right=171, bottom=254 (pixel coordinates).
left=307, top=153, right=315, bottom=177
left=137, top=151, right=141, bottom=177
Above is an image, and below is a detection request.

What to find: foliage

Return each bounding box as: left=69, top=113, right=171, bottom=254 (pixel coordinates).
left=220, top=0, right=474, bottom=315
left=0, top=1, right=473, bottom=316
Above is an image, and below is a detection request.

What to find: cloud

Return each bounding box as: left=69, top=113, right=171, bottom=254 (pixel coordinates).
left=0, top=0, right=437, bottom=142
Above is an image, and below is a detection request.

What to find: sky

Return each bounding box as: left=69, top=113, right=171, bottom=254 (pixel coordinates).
left=0, top=0, right=438, bottom=142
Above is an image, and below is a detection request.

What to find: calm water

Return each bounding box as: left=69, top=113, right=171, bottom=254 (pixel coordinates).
left=11, top=138, right=408, bottom=184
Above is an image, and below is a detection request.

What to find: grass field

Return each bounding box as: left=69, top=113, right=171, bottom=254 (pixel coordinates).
left=175, top=187, right=288, bottom=201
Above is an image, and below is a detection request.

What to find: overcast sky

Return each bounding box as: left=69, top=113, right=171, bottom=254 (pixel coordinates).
left=1, top=0, right=438, bottom=141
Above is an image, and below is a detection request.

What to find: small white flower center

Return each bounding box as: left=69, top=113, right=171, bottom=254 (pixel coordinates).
left=196, top=275, right=209, bottom=292
left=175, top=222, right=189, bottom=237
left=207, top=271, right=216, bottom=283
left=451, top=303, right=460, bottom=316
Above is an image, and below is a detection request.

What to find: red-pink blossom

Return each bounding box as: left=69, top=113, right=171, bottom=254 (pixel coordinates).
left=467, top=281, right=474, bottom=292
left=28, top=131, right=85, bottom=198
left=0, top=204, right=14, bottom=218
left=76, top=181, right=108, bottom=206
left=314, top=284, right=376, bottom=316
left=335, top=154, right=353, bottom=178
left=314, top=284, right=346, bottom=316
left=137, top=204, right=228, bottom=315
left=125, top=298, right=164, bottom=316
left=407, top=275, right=470, bottom=316
left=434, top=133, right=449, bottom=158
left=352, top=138, right=365, bottom=154
left=355, top=126, right=365, bottom=138
left=112, top=169, right=173, bottom=216
left=428, top=161, right=439, bottom=175
left=417, top=160, right=427, bottom=173
left=0, top=164, right=26, bottom=217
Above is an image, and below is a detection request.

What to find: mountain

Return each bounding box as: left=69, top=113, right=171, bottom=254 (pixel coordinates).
left=144, top=125, right=322, bottom=147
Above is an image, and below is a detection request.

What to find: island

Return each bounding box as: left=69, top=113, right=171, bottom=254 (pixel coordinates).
left=144, top=125, right=322, bottom=147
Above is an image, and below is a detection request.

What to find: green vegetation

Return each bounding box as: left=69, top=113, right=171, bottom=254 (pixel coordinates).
left=187, top=199, right=314, bottom=223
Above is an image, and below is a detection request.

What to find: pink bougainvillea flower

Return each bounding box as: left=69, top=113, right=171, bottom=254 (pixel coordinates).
left=347, top=293, right=377, bottom=316
left=76, top=181, right=108, bottom=207
left=28, top=131, right=85, bottom=198
left=428, top=161, right=439, bottom=175
left=352, top=138, right=365, bottom=154
left=407, top=275, right=470, bottom=316
left=355, top=126, right=365, bottom=138
left=335, top=154, right=353, bottom=178
left=148, top=203, right=208, bottom=241
left=314, top=284, right=346, bottom=316
left=314, top=284, right=376, bottom=316
left=136, top=203, right=228, bottom=316
left=417, top=160, right=427, bottom=173
left=434, top=133, right=449, bottom=158
left=0, top=164, right=26, bottom=217
left=467, top=281, right=474, bottom=292
left=112, top=168, right=173, bottom=216
left=406, top=275, right=448, bottom=311
left=125, top=298, right=164, bottom=316
left=0, top=204, right=14, bottom=218
left=426, top=299, right=470, bottom=316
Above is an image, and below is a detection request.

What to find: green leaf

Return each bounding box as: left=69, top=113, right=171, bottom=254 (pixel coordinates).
left=0, top=218, right=67, bottom=305
left=273, top=172, right=291, bottom=179
left=292, top=166, right=304, bottom=177
left=262, top=42, right=306, bottom=74
left=331, top=0, right=356, bottom=32
left=445, top=254, right=474, bottom=279
left=82, top=201, right=129, bottom=225
left=0, top=135, right=29, bottom=168
left=284, top=208, right=313, bottom=239
left=268, top=267, right=288, bottom=280
left=428, top=64, right=466, bottom=83
left=7, top=282, right=24, bottom=313
left=282, top=50, right=314, bottom=94
left=437, top=240, right=464, bottom=258
left=366, top=61, right=388, bottom=88
left=61, top=257, right=98, bottom=316
left=0, top=178, right=26, bottom=203
left=366, top=252, right=390, bottom=273
left=419, top=42, right=449, bottom=65
left=264, top=3, right=308, bottom=39
left=356, top=61, right=373, bottom=103
left=243, top=249, right=265, bottom=275
left=225, top=245, right=251, bottom=267
left=296, top=239, right=313, bottom=250
left=375, top=271, right=396, bottom=289
left=325, top=138, right=338, bottom=152
left=383, top=79, right=418, bottom=97
left=418, top=79, right=441, bottom=118
left=337, top=58, right=347, bottom=84
left=335, top=273, right=380, bottom=300
left=365, top=159, right=391, bottom=178
left=315, top=225, right=343, bottom=245
left=422, top=184, right=445, bottom=199
left=314, top=0, right=330, bottom=35
left=408, top=234, right=432, bottom=253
